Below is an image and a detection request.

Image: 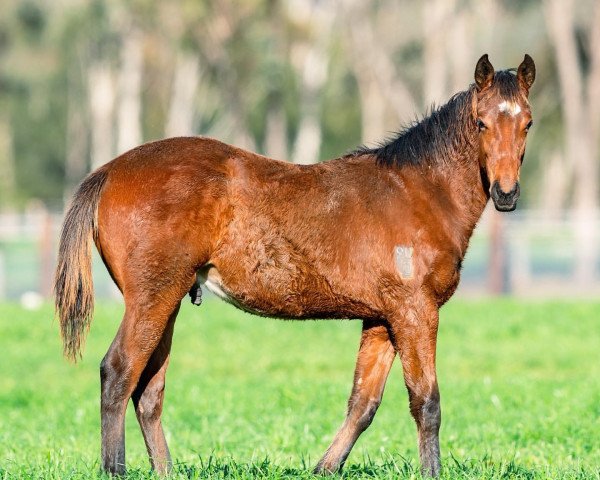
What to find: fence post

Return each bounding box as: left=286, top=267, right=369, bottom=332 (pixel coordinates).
left=39, top=207, right=54, bottom=298
left=510, top=227, right=531, bottom=293
left=0, top=252, right=5, bottom=300
left=488, top=210, right=510, bottom=295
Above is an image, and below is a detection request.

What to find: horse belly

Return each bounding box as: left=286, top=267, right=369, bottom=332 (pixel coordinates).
left=196, top=263, right=368, bottom=319
left=200, top=270, right=267, bottom=316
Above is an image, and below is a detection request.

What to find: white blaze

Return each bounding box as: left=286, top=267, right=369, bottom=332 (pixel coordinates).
left=498, top=101, right=521, bottom=116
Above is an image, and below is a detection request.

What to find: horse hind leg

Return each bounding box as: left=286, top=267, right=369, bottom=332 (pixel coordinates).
left=131, top=304, right=179, bottom=474
left=100, top=269, right=195, bottom=475
left=314, top=320, right=396, bottom=473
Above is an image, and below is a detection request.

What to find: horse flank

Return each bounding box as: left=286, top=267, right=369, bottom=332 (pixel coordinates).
left=54, top=167, right=109, bottom=361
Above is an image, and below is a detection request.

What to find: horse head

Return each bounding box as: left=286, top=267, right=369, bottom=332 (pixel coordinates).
left=473, top=54, right=535, bottom=211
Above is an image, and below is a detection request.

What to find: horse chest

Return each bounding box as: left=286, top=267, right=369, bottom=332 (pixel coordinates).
left=397, top=243, right=462, bottom=303
left=428, top=254, right=462, bottom=304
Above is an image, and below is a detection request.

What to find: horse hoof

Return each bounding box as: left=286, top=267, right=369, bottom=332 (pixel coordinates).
left=421, top=462, right=441, bottom=478
left=313, top=462, right=339, bottom=476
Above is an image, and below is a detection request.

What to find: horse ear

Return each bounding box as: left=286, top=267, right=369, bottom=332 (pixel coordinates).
left=474, top=54, right=494, bottom=91
left=517, top=54, right=536, bottom=93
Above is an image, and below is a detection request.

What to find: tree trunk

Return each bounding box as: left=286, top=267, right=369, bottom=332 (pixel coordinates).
left=117, top=29, right=143, bottom=154
left=88, top=62, right=116, bottom=170
left=0, top=115, right=16, bottom=207
left=341, top=0, right=417, bottom=144
left=65, top=66, right=88, bottom=201
left=290, top=0, right=334, bottom=164
left=448, top=5, right=472, bottom=93
left=423, top=0, right=453, bottom=106
left=165, top=52, right=200, bottom=137
left=545, top=0, right=598, bottom=284
left=292, top=45, right=329, bottom=164
left=355, top=75, right=386, bottom=146
left=488, top=209, right=509, bottom=295
left=586, top=2, right=600, bottom=167
left=265, top=99, right=288, bottom=160
left=195, top=0, right=256, bottom=151
left=541, top=150, right=570, bottom=217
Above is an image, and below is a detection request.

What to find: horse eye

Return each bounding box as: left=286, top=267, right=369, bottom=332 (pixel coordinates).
left=477, top=119, right=486, bottom=131
left=525, top=120, right=533, bottom=131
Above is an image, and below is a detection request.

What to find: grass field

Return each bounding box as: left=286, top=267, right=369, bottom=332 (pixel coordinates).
left=1, top=298, right=599, bottom=479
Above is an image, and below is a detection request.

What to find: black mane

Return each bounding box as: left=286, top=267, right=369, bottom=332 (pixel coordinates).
left=352, top=70, right=521, bottom=168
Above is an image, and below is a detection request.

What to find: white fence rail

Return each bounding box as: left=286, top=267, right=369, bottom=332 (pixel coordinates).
left=1, top=207, right=600, bottom=301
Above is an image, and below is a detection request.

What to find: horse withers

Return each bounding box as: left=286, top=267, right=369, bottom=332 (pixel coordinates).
left=54, top=54, right=535, bottom=477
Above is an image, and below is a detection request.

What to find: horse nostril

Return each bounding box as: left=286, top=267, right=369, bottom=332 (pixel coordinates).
left=492, top=181, right=519, bottom=197
left=491, top=181, right=520, bottom=211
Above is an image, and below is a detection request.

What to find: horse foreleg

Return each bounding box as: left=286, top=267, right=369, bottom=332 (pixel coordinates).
left=314, top=320, right=395, bottom=473
left=131, top=305, right=178, bottom=475
left=389, top=297, right=441, bottom=477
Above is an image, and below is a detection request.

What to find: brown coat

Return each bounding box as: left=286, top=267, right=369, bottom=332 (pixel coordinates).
left=54, top=54, right=536, bottom=477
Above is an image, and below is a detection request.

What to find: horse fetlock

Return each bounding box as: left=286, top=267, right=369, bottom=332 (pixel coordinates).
left=420, top=447, right=441, bottom=477
left=102, top=456, right=126, bottom=477
left=418, top=420, right=441, bottom=478
left=101, top=429, right=126, bottom=476
left=313, top=455, right=344, bottom=475
left=420, top=453, right=441, bottom=478
left=150, top=455, right=173, bottom=476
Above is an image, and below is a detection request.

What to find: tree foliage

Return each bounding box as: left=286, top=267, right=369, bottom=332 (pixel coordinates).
left=0, top=0, right=598, bottom=210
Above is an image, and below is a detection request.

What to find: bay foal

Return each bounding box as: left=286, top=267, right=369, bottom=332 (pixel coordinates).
left=55, top=54, right=535, bottom=476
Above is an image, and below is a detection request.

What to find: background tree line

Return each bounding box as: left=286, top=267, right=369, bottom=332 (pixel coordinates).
left=0, top=0, right=599, bottom=216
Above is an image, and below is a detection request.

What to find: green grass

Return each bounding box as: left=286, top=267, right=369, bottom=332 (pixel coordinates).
left=1, top=298, right=600, bottom=478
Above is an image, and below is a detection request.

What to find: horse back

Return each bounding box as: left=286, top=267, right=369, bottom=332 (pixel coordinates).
left=93, top=136, right=460, bottom=320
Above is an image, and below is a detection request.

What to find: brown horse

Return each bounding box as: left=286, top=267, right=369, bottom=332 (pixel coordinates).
left=54, top=54, right=535, bottom=477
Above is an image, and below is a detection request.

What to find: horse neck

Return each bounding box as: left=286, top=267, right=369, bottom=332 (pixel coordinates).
left=419, top=103, right=489, bottom=249
left=434, top=145, right=488, bottom=252
left=360, top=87, right=490, bottom=252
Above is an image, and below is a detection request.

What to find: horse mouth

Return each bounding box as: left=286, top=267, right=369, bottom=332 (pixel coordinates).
left=493, top=201, right=517, bottom=212
left=491, top=181, right=519, bottom=212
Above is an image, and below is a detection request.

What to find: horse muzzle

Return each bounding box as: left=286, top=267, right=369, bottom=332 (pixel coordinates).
left=491, top=181, right=520, bottom=212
